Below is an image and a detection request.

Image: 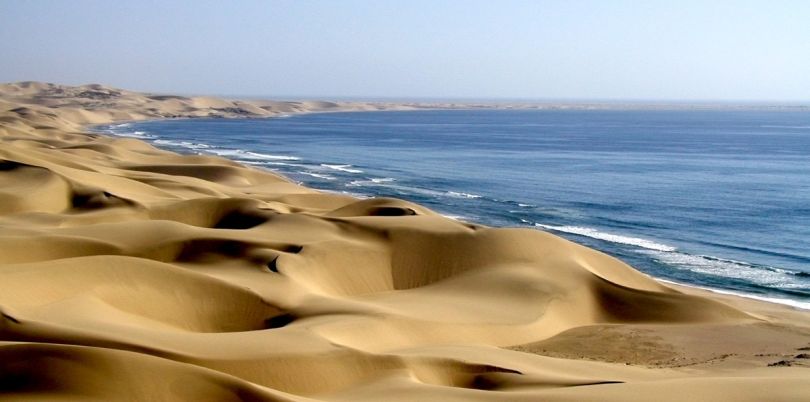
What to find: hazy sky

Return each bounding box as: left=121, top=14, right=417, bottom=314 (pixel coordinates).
left=2, top=1, right=809, bottom=100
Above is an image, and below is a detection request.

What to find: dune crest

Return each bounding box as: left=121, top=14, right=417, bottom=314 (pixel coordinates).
left=1, top=82, right=809, bottom=401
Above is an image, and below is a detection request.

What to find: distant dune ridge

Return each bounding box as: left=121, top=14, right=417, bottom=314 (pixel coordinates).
left=1, top=82, right=809, bottom=401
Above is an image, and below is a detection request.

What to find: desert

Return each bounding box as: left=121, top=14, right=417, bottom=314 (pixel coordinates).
left=1, top=82, right=809, bottom=401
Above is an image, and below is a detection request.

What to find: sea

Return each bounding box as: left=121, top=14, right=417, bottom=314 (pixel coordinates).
left=96, top=109, right=810, bottom=309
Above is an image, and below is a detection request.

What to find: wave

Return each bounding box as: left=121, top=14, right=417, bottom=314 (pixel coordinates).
left=346, top=177, right=396, bottom=187
left=371, top=177, right=396, bottom=183
left=298, top=171, right=335, bottom=180
left=531, top=222, right=810, bottom=291
left=760, top=125, right=810, bottom=129
left=208, top=149, right=301, bottom=161
left=534, top=223, right=676, bottom=252
left=343, top=180, right=450, bottom=200
left=644, top=250, right=810, bottom=290
left=446, top=191, right=482, bottom=199
left=441, top=214, right=471, bottom=221
left=697, top=240, right=810, bottom=265
left=389, top=185, right=443, bottom=197
left=658, top=279, right=810, bottom=310
left=532, top=221, right=810, bottom=304
left=320, top=164, right=363, bottom=173
left=659, top=279, right=810, bottom=310
left=261, top=161, right=305, bottom=167
left=113, top=130, right=154, bottom=139
left=153, top=139, right=211, bottom=150
left=346, top=181, right=480, bottom=203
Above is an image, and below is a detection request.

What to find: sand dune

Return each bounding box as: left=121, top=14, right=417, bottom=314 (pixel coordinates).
left=1, top=82, right=809, bottom=401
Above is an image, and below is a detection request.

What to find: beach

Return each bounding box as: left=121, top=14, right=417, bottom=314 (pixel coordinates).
left=1, top=82, right=809, bottom=401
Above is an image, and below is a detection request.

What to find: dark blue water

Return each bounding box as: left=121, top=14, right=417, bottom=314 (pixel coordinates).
left=100, top=110, right=810, bottom=308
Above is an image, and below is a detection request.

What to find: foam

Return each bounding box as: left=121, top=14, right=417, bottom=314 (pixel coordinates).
left=390, top=185, right=451, bottom=198
left=320, top=164, right=364, bottom=173
left=642, top=250, right=808, bottom=290
left=154, top=139, right=211, bottom=150
left=346, top=177, right=396, bottom=187
left=342, top=179, right=446, bottom=198
left=298, top=171, right=336, bottom=180
left=113, top=130, right=154, bottom=139
left=658, top=279, right=810, bottom=310
left=338, top=190, right=371, bottom=199
left=371, top=177, right=396, bottom=183
left=208, top=149, right=301, bottom=161
left=534, top=223, right=677, bottom=252
left=446, top=191, right=482, bottom=199
left=262, top=161, right=302, bottom=167
left=534, top=222, right=809, bottom=292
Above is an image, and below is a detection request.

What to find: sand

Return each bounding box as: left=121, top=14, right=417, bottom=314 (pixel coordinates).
left=1, top=82, right=808, bottom=401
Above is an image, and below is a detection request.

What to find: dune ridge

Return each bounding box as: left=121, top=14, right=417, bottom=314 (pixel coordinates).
left=1, top=82, right=809, bottom=401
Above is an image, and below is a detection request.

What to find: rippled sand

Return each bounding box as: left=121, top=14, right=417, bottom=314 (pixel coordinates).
left=1, top=82, right=809, bottom=401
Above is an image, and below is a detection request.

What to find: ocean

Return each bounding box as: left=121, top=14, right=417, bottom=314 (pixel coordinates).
left=98, top=109, right=810, bottom=309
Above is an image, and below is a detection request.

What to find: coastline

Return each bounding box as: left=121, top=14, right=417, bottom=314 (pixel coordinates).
left=103, top=114, right=810, bottom=314
left=2, top=82, right=809, bottom=401
left=661, top=278, right=810, bottom=311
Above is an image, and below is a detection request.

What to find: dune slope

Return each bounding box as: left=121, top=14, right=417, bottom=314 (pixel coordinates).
left=1, top=82, right=809, bottom=401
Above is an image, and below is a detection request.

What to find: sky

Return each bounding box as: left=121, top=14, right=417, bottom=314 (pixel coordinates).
left=1, top=0, right=809, bottom=101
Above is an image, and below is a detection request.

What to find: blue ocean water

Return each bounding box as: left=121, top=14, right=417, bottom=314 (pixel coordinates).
left=100, top=109, right=810, bottom=308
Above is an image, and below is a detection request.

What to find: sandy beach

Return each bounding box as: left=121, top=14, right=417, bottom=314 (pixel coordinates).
left=1, top=82, right=809, bottom=401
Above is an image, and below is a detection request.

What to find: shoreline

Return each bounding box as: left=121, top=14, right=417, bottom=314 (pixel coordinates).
left=98, top=114, right=810, bottom=314
left=3, top=82, right=810, bottom=401
left=661, top=278, right=810, bottom=311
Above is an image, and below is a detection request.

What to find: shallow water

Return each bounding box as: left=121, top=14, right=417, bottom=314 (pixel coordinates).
left=102, top=109, right=810, bottom=308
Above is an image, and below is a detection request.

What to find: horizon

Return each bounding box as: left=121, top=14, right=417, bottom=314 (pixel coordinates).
left=214, top=93, right=810, bottom=105
left=2, top=1, right=810, bottom=102
left=5, top=79, right=810, bottom=106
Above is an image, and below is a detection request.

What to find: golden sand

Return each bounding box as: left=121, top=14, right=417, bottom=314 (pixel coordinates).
left=1, top=82, right=809, bottom=401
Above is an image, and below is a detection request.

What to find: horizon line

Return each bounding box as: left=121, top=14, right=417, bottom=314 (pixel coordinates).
left=225, top=94, right=810, bottom=106
left=5, top=80, right=810, bottom=106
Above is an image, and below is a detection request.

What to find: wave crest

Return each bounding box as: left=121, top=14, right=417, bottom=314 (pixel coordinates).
left=534, top=223, right=676, bottom=252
